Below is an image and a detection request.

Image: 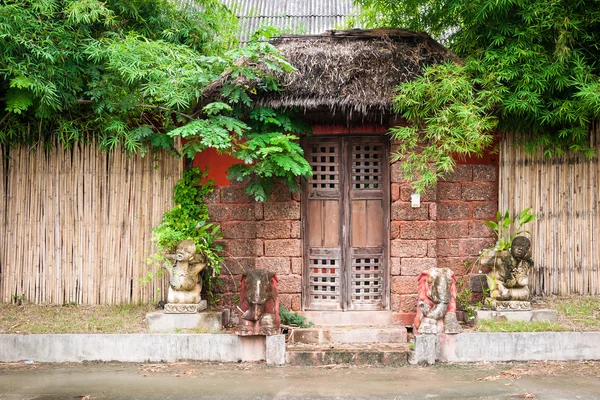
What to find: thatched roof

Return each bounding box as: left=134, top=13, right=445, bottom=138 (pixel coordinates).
left=204, top=28, right=457, bottom=122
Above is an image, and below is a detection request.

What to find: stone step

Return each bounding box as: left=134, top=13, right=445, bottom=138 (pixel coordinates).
left=299, top=311, right=392, bottom=326
left=286, top=343, right=411, bottom=366
left=288, top=326, right=408, bottom=345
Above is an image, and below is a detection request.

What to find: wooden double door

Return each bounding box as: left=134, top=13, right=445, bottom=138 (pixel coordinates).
left=302, top=136, right=390, bottom=311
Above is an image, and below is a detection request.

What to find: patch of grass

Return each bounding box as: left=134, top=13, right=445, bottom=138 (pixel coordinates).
left=545, top=296, right=600, bottom=330
left=0, top=303, right=155, bottom=334
left=475, top=320, right=571, bottom=332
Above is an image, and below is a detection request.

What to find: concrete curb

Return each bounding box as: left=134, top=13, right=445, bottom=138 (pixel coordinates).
left=414, top=332, right=600, bottom=364
left=0, top=334, right=286, bottom=365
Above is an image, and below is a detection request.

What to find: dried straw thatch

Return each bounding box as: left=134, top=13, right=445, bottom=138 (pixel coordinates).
left=204, top=28, right=457, bottom=121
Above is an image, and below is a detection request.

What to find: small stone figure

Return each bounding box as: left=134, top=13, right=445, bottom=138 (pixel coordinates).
left=163, top=240, right=207, bottom=313
left=486, top=236, right=534, bottom=310
left=414, top=267, right=462, bottom=334
left=236, top=269, right=280, bottom=336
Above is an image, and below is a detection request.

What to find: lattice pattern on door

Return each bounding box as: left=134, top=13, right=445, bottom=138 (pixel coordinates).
left=309, top=257, right=341, bottom=305
left=351, top=256, right=383, bottom=306
left=352, top=144, right=383, bottom=189
left=308, top=144, right=339, bottom=190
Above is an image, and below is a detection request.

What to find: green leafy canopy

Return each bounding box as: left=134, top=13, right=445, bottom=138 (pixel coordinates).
left=1, top=0, right=311, bottom=200
left=355, top=0, right=600, bottom=192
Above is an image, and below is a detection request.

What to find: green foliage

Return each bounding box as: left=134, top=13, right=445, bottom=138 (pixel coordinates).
left=355, top=0, right=600, bottom=192
left=151, top=167, right=223, bottom=300
left=279, top=305, right=314, bottom=328
left=1, top=1, right=311, bottom=200
left=390, top=62, right=497, bottom=193
left=483, top=208, right=536, bottom=251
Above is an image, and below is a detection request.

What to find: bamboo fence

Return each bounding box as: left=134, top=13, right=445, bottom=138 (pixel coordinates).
left=499, top=125, right=600, bottom=295
left=0, top=142, right=182, bottom=304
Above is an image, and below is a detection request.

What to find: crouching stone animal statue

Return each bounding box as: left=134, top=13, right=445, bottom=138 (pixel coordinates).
left=414, top=267, right=462, bottom=334
left=163, top=240, right=207, bottom=313
left=236, top=269, right=280, bottom=336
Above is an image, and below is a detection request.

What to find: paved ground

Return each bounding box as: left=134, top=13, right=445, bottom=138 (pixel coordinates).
left=1, top=361, right=600, bottom=400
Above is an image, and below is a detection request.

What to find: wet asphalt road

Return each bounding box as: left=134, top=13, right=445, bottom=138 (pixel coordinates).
left=1, top=361, right=600, bottom=400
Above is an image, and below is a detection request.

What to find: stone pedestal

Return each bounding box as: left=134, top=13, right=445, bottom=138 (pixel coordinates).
left=475, top=308, right=558, bottom=324
left=146, top=309, right=223, bottom=332
left=493, top=300, right=531, bottom=311
left=164, top=300, right=207, bottom=314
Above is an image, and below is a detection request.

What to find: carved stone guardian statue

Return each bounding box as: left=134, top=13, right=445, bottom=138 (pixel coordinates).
left=163, top=240, right=207, bottom=313
left=414, top=267, right=462, bottom=334
left=486, top=236, right=534, bottom=311
left=236, top=269, right=280, bottom=336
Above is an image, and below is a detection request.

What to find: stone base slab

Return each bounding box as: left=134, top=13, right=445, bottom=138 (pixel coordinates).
left=0, top=334, right=286, bottom=365
left=475, top=309, right=558, bottom=323
left=145, top=310, right=222, bottom=332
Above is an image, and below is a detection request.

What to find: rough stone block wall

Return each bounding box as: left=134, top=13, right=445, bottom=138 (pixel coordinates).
left=207, top=182, right=302, bottom=312
left=390, top=162, right=498, bottom=325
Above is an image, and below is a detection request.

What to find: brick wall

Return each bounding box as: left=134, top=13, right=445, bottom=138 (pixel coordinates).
left=207, top=158, right=498, bottom=325
left=207, top=182, right=303, bottom=311
left=390, top=163, right=498, bottom=325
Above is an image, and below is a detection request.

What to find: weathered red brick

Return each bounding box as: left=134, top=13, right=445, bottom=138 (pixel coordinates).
left=427, top=240, right=437, bottom=258
left=391, top=240, right=428, bottom=258
left=472, top=201, right=497, bottom=219
left=437, top=257, right=469, bottom=275
left=392, top=201, right=429, bottom=221
left=264, top=239, right=302, bottom=257
left=400, top=221, right=436, bottom=239
left=209, top=204, right=262, bottom=221
left=391, top=162, right=403, bottom=183
left=222, top=257, right=255, bottom=275
left=391, top=183, right=401, bottom=202
left=459, top=238, right=496, bottom=257
left=400, top=294, right=419, bottom=313
left=220, top=239, right=264, bottom=257
left=437, top=182, right=462, bottom=200
left=436, top=239, right=461, bottom=257
left=440, top=165, right=473, bottom=182
left=437, top=221, right=470, bottom=238
left=390, top=222, right=401, bottom=239
left=278, top=294, right=293, bottom=310
left=278, top=294, right=302, bottom=311
left=221, top=221, right=257, bottom=239
left=255, top=257, right=291, bottom=275
left=220, top=186, right=252, bottom=203
left=267, top=185, right=293, bottom=201
left=291, top=257, right=303, bottom=274
left=290, top=294, right=301, bottom=311
left=473, top=165, right=498, bottom=182
left=291, top=221, right=301, bottom=238
left=392, top=276, right=418, bottom=295
left=204, top=187, right=220, bottom=204
left=217, top=292, right=237, bottom=309
left=429, top=203, right=437, bottom=220
left=469, top=221, right=495, bottom=238
left=461, top=182, right=498, bottom=201
left=264, top=201, right=301, bottom=220
left=257, top=221, right=291, bottom=239
left=400, top=184, right=437, bottom=202
left=390, top=257, right=401, bottom=276
left=391, top=293, right=401, bottom=312
left=278, top=274, right=301, bottom=293
left=437, top=202, right=471, bottom=220
left=401, top=258, right=436, bottom=276
left=391, top=312, right=417, bottom=326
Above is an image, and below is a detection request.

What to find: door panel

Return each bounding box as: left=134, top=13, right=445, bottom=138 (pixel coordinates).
left=303, top=136, right=389, bottom=311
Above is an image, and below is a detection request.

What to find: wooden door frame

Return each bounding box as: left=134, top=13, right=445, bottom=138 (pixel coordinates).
left=301, top=134, right=390, bottom=311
